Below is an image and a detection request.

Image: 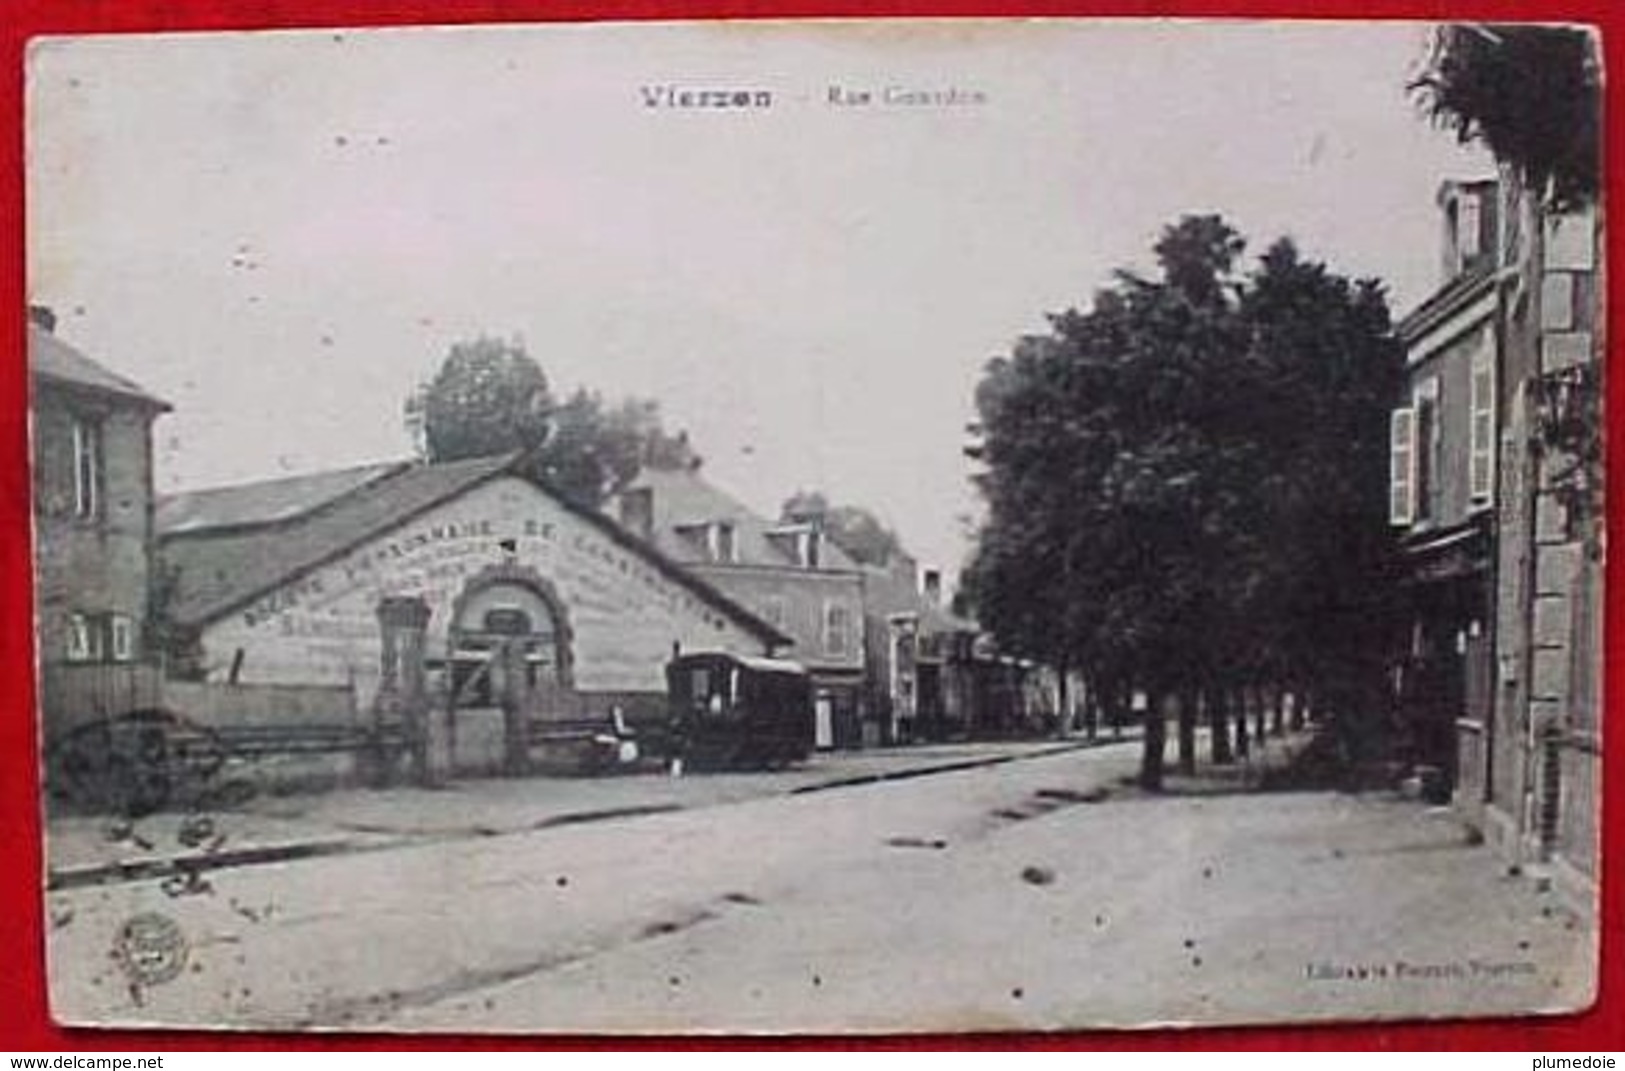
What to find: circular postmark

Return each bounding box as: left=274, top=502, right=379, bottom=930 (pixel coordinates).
left=112, top=911, right=188, bottom=987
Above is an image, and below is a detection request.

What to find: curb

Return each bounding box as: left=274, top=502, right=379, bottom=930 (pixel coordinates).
left=47, top=737, right=1132, bottom=891
left=46, top=836, right=362, bottom=892
left=791, top=735, right=1126, bottom=795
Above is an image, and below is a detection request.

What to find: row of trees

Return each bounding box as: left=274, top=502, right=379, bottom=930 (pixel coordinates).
left=960, top=215, right=1405, bottom=788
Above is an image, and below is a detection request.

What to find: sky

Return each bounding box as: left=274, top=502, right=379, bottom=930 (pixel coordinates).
left=26, top=19, right=1493, bottom=579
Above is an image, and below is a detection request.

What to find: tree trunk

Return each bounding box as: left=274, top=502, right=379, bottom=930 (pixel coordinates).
left=1176, top=687, right=1197, bottom=775
left=1268, top=684, right=1284, bottom=736
left=1056, top=661, right=1071, bottom=739
left=1208, top=685, right=1233, bottom=765
left=1139, top=688, right=1167, bottom=792
left=1234, top=686, right=1251, bottom=760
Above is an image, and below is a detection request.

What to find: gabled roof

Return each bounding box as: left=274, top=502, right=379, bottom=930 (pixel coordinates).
left=29, top=324, right=170, bottom=411
left=158, top=460, right=406, bottom=535
left=1397, top=263, right=1496, bottom=347
left=620, top=467, right=861, bottom=572
left=158, top=454, right=791, bottom=647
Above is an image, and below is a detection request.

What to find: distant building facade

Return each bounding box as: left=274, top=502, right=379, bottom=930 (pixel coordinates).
left=611, top=468, right=867, bottom=747
left=29, top=310, right=170, bottom=730
left=860, top=554, right=985, bottom=744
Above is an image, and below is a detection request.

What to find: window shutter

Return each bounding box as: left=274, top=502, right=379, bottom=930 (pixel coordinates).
left=66, top=613, right=91, bottom=662
left=72, top=419, right=99, bottom=519
left=824, top=602, right=850, bottom=657
left=87, top=615, right=106, bottom=662
left=1460, top=195, right=1483, bottom=259
left=1469, top=344, right=1496, bottom=504
left=1390, top=406, right=1416, bottom=526
left=111, top=614, right=136, bottom=662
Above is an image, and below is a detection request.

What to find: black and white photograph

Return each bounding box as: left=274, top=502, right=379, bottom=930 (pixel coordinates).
left=25, top=18, right=1603, bottom=1034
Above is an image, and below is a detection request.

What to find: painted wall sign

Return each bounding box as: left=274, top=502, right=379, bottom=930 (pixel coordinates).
left=200, top=476, right=769, bottom=705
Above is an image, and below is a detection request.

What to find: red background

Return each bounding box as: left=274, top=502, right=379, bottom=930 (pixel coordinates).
left=1, top=0, right=1619, bottom=1052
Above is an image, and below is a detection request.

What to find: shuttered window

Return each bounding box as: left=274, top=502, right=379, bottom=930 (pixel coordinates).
left=1390, top=407, right=1416, bottom=526
left=1413, top=378, right=1442, bottom=523
left=1469, top=341, right=1496, bottom=505
left=66, top=612, right=93, bottom=662
left=824, top=601, right=851, bottom=658
left=71, top=417, right=102, bottom=520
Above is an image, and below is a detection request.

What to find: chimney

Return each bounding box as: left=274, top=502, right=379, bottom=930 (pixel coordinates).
left=619, top=487, right=654, bottom=539
left=28, top=305, right=56, bottom=333
left=921, top=568, right=942, bottom=606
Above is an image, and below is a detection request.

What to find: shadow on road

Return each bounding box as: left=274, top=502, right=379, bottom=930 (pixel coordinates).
left=1116, top=726, right=1405, bottom=800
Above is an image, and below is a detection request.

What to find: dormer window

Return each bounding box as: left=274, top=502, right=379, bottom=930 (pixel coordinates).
left=708, top=522, right=736, bottom=564
left=765, top=522, right=823, bottom=568
left=798, top=528, right=821, bottom=569
left=1439, top=180, right=1497, bottom=282
left=677, top=519, right=739, bottom=563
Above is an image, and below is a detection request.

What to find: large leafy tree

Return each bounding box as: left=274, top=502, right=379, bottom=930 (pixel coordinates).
left=406, top=337, right=701, bottom=507
left=407, top=336, right=554, bottom=462
left=537, top=390, right=701, bottom=507
left=963, top=215, right=1401, bottom=788
left=779, top=491, right=906, bottom=567
left=1411, top=24, right=1600, bottom=212
left=1240, top=240, right=1406, bottom=761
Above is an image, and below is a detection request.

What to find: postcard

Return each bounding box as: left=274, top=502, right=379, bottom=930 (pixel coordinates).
left=26, top=17, right=1602, bottom=1033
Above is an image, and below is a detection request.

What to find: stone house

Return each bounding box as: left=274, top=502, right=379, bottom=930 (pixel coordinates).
left=1390, top=174, right=1603, bottom=903
left=29, top=310, right=170, bottom=733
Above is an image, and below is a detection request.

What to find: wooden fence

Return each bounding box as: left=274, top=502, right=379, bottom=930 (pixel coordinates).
left=39, top=663, right=164, bottom=736
left=161, top=678, right=358, bottom=728
left=39, top=664, right=357, bottom=734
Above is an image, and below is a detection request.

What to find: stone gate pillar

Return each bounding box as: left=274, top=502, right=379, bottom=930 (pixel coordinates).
left=494, top=637, right=532, bottom=776
left=376, top=596, right=435, bottom=786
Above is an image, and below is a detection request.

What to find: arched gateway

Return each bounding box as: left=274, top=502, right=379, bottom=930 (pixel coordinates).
left=445, top=561, right=575, bottom=711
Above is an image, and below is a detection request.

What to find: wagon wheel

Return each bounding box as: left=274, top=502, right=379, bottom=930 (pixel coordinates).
left=50, top=719, right=172, bottom=816
left=109, top=723, right=175, bottom=817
